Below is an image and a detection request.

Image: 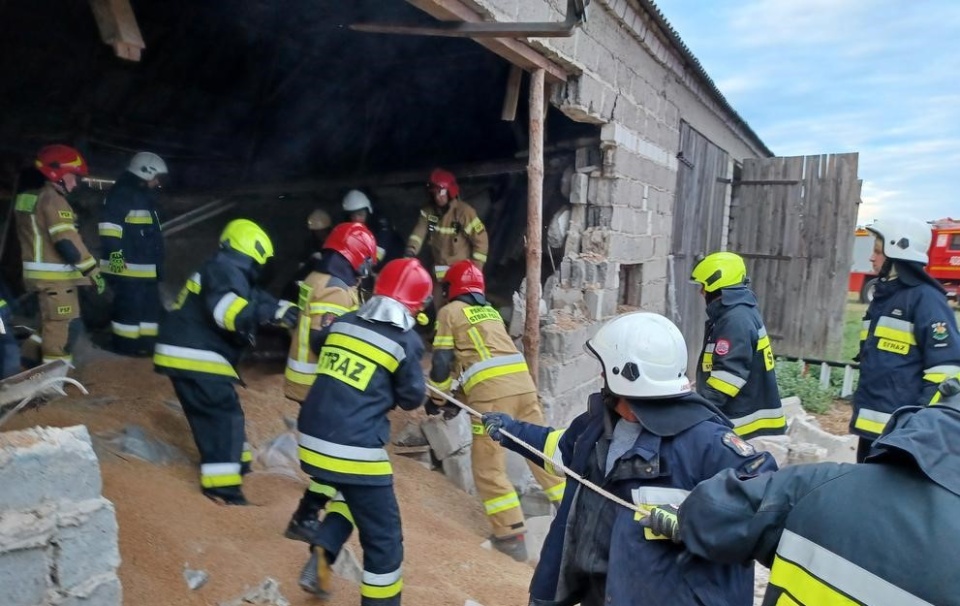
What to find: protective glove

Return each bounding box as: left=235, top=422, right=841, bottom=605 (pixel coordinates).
left=274, top=300, right=300, bottom=329
left=639, top=504, right=681, bottom=542
left=424, top=399, right=460, bottom=420
left=87, top=268, right=106, bottom=295
left=482, top=411, right=514, bottom=444
left=108, top=250, right=125, bottom=274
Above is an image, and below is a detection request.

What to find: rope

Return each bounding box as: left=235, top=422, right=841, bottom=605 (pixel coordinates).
left=425, top=383, right=648, bottom=516
left=0, top=377, right=90, bottom=429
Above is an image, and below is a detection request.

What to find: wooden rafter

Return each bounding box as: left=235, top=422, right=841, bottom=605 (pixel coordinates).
left=88, top=0, right=146, bottom=61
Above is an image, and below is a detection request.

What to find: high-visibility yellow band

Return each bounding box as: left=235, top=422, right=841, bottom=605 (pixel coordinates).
left=308, top=481, right=337, bottom=497
left=360, top=578, right=403, bottom=600
left=757, top=336, right=771, bottom=350
left=465, top=217, right=484, bottom=234
left=734, top=415, right=787, bottom=437
left=298, top=447, right=393, bottom=476
left=769, top=556, right=858, bottom=606
left=544, top=482, right=565, bottom=502
left=48, top=223, right=76, bottom=236
left=873, top=326, right=917, bottom=345
left=222, top=297, right=248, bottom=332
left=309, top=302, right=353, bottom=316
left=429, top=376, right=453, bottom=392
left=543, top=429, right=565, bottom=476
left=463, top=362, right=528, bottom=394
left=473, top=251, right=488, bottom=262
left=327, top=500, right=355, bottom=525
left=706, top=374, right=743, bottom=397
left=325, top=333, right=400, bottom=372
left=484, top=492, right=521, bottom=515
left=433, top=335, right=455, bottom=348
left=241, top=450, right=253, bottom=463
left=153, top=353, right=238, bottom=379
left=284, top=366, right=316, bottom=386
left=201, top=474, right=242, bottom=488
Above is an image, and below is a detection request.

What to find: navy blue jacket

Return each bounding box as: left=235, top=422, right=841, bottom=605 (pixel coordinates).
left=99, top=172, right=164, bottom=280
left=298, top=305, right=425, bottom=487
left=500, top=392, right=778, bottom=605
left=852, top=277, right=960, bottom=438
left=697, top=287, right=785, bottom=439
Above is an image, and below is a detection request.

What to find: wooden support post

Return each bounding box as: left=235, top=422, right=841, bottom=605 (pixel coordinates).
left=88, top=0, right=146, bottom=61
left=501, top=65, right=523, bottom=122
left=523, top=68, right=545, bottom=384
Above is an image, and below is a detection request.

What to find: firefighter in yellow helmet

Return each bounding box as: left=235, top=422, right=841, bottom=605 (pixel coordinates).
left=15, top=145, right=105, bottom=366
left=154, top=219, right=299, bottom=505
left=427, top=260, right=565, bottom=561
left=690, top=252, right=784, bottom=439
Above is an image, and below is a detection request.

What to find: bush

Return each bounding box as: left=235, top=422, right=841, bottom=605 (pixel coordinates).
left=775, top=358, right=834, bottom=414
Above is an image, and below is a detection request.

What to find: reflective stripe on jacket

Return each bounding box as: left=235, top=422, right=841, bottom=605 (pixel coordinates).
left=15, top=183, right=96, bottom=285
left=406, top=198, right=488, bottom=271
left=99, top=172, right=164, bottom=279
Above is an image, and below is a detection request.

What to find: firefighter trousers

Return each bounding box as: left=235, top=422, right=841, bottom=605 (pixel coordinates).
left=108, top=277, right=161, bottom=356
left=314, top=482, right=403, bottom=605
left=170, top=376, right=249, bottom=491
left=22, top=283, right=81, bottom=365
left=469, top=392, right=566, bottom=539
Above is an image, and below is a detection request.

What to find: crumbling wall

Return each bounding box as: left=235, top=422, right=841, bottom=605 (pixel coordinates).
left=0, top=426, right=121, bottom=606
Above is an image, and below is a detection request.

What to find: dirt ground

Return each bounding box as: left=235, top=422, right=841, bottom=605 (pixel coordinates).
left=3, top=354, right=534, bottom=606
left=811, top=399, right=854, bottom=436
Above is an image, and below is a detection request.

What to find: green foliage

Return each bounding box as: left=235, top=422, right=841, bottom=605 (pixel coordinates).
left=776, top=358, right=834, bottom=414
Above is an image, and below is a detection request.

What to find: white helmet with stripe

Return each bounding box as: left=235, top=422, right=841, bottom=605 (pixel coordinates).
left=128, top=151, right=168, bottom=180
left=585, top=312, right=692, bottom=399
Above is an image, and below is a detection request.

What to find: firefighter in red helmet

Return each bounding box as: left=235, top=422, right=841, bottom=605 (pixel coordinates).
left=15, top=145, right=104, bottom=366
left=405, top=168, right=488, bottom=309
left=293, top=257, right=431, bottom=604
left=426, top=260, right=565, bottom=561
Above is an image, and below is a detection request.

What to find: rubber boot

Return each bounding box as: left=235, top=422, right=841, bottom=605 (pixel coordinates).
left=202, top=486, right=250, bottom=506
left=492, top=533, right=528, bottom=562
left=285, top=491, right=327, bottom=544
left=299, top=546, right=332, bottom=599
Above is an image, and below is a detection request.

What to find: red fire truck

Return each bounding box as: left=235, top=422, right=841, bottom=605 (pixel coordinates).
left=849, top=219, right=960, bottom=303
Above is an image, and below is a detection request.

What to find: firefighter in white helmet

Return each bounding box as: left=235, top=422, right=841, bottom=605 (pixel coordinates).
left=852, top=216, right=960, bottom=461
left=481, top=311, right=777, bottom=605
left=99, top=151, right=168, bottom=355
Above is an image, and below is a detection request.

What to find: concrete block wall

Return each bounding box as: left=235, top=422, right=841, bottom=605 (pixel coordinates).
left=0, top=426, right=121, bottom=606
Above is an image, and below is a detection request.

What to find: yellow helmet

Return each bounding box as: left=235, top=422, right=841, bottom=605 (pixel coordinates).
left=690, top=252, right=746, bottom=292
left=220, top=219, right=274, bottom=265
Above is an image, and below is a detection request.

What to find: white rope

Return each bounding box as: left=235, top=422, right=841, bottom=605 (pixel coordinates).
left=0, top=377, right=89, bottom=429
left=425, top=383, right=648, bottom=516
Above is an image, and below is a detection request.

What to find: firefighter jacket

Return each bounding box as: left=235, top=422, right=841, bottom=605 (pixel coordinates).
left=406, top=198, right=488, bottom=278
left=429, top=297, right=534, bottom=404
left=298, top=296, right=426, bottom=488
left=678, top=403, right=960, bottom=606
left=153, top=250, right=282, bottom=382
left=498, top=392, right=777, bottom=606
left=697, top=286, right=785, bottom=439
left=15, top=182, right=97, bottom=287
left=98, top=171, right=164, bottom=280
left=284, top=253, right=360, bottom=401
left=852, top=276, right=960, bottom=438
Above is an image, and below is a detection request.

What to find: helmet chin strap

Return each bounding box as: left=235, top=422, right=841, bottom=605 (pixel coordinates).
left=878, top=258, right=894, bottom=279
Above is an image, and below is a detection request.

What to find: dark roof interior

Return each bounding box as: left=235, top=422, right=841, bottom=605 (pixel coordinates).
left=0, top=0, right=594, bottom=190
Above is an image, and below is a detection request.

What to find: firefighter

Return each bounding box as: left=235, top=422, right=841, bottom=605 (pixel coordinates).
left=852, top=217, right=960, bottom=461
left=427, top=259, right=565, bottom=561
left=342, top=189, right=404, bottom=272
left=294, top=258, right=431, bottom=604
left=405, top=168, right=488, bottom=308
left=283, top=222, right=377, bottom=543
left=154, top=219, right=298, bottom=505
left=15, top=145, right=105, bottom=366
left=481, top=312, right=778, bottom=606
left=98, top=151, right=168, bottom=356
left=283, top=208, right=334, bottom=302
left=690, top=252, right=785, bottom=439
left=0, top=281, right=20, bottom=379
left=643, top=377, right=960, bottom=606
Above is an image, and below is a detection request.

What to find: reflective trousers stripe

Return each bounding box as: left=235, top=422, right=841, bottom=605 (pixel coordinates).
left=461, top=353, right=528, bottom=394
left=483, top=491, right=521, bottom=515
left=200, top=462, right=242, bottom=488
left=360, top=568, right=403, bottom=600
left=153, top=344, right=238, bottom=379
left=852, top=407, right=892, bottom=437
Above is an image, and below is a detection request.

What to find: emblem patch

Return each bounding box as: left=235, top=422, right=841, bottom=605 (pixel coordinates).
left=722, top=432, right=755, bottom=457
left=714, top=339, right=731, bottom=356
left=932, top=321, right=949, bottom=341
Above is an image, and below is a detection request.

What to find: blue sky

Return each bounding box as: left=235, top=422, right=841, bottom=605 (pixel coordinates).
left=654, top=0, right=960, bottom=223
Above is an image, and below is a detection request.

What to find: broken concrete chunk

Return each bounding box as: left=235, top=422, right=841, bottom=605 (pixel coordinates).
left=218, top=577, right=290, bottom=606
left=94, top=424, right=186, bottom=465
left=255, top=432, right=300, bottom=479
left=183, top=565, right=209, bottom=590
left=332, top=545, right=363, bottom=584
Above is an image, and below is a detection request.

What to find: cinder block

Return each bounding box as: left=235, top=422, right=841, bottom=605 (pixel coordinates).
left=441, top=451, right=476, bottom=496
left=505, top=450, right=537, bottom=495
left=53, top=573, right=121, bottom=606
left=422, top=414, right=473, bottom=460
left=570, top=173, right=589, bottom=205
left=542, top=375, right=603, bottom=428
left=584, top=288, right=618, bottom=320
left=541, top=319, right=601, bottom=363
left=0, top=547, right=50, bottom=606
left=539, top=354, right=601, bottom=398
left=787, top=417, right=857, bottom=463
left=0, top=426, right=101, bottom=510
left=55, top=499, right=121, bottom=591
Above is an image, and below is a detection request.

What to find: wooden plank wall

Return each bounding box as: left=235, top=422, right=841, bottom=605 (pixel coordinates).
left=668, top=122, right=731, bottom=374
left=730, top=153, right=861, bottom=359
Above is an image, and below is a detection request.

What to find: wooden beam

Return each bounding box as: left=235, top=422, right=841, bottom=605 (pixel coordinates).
left=88, top=0, right=145, bottom=62
left=406, top=0, right=567, bottom=83
left=501, top=65, right=523, bottom=121
left=523, top=68, right=545, bottom=383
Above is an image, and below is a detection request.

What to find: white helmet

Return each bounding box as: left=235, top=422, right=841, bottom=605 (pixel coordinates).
left=866, top=217, right=931, bottom=264
left=585, top=312, right=692, bottom=399
left=342, top=190, right=373, bottom=214
left=128, top=152, right=168, bottom=181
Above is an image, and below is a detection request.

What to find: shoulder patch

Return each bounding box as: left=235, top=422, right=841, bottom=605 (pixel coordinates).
left=722, top=432, right=756, bottom=457
left=931, top=321, right=949, bottom=341
left=714, top=338, right=731, bottom=356
left=58, top=210, right=74, bottom=220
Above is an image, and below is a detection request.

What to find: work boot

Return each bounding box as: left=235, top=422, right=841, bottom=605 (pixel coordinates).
left=299, top=546, right=333, bottom=599
left=202, top=486, right=250, bottom=506
left=492, top=534, right=528, bottom=562
left=285, top=515, right=324, bottom=544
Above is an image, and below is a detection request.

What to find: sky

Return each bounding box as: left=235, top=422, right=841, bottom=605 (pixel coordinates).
left=654, top=0, right=960, bottom=224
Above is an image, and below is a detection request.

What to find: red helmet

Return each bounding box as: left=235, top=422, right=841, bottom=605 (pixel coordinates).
left=428, top=168, right=459, bottom=199
left=374, top=259, right=433, bottom=313
left=323, top=222, right=378, bottom=272
left=443, top=260, right=485, bottom=299
left=35, top=145, right=88, bottom=182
